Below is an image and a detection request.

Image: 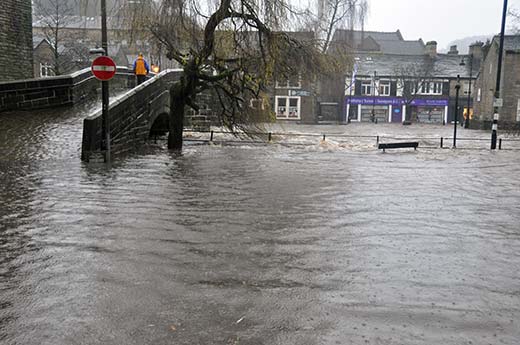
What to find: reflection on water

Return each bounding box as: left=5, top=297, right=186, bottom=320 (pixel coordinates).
left=1, top=107, right=520, bottom=344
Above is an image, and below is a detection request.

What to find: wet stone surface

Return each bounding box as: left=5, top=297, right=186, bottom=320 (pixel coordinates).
left=1, top=107, right=520, bottom=344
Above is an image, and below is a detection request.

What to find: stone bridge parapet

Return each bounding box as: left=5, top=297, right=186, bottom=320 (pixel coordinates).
left=81, top=69, right=183, bottom=161
left=0, top=67, right=135, bottom=112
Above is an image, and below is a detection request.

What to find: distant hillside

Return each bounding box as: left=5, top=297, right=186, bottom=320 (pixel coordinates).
left=441, top=35, right=493, bottom=54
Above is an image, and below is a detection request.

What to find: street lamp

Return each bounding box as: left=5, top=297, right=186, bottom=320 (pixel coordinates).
left=372, top=71, right=378, bottom=123
left=460, top=55, right=473, bottom=128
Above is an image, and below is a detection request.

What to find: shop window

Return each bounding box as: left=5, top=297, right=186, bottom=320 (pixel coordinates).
left=379, top=80, right=390, bottom=96
left=276, top=96, right=300, bottom=119
left=361, top=81, right=372, bottom=95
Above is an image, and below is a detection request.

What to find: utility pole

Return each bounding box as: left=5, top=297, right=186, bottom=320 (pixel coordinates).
left=101, top=0, right=111, bottom=163
left=492, top=0, right=508, bottom=150
left=454, top=75, right=460, bottom=148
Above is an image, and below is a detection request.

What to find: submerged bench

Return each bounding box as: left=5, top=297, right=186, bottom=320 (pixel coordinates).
left=378, top=142, right=419, bottom=152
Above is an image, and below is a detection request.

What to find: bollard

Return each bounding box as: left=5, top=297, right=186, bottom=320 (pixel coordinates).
left=323, top=134, right=326, bottom=141
left=210, top=130, right=214, bottom=141
left=376, top=135, right=379, bottom=144
left=499, top=138, right=502, bottom=150
left=440, top=137, right=443, bottom=148
left=268, top=132, right=272, bottom=142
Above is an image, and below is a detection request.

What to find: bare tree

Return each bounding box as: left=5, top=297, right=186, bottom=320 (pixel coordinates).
left=33, top=0, right=86, bottom=75
left=136, top=0, right=350, bottom=150
left=302, top=0, right=368, bottom=53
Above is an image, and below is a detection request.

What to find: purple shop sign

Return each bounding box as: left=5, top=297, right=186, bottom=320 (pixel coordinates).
left=409, top=99, right=449, bottom=106
left=346, top=96, right=448, bottom=107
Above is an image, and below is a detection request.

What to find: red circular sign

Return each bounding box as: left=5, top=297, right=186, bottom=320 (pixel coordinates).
left=91, top=56, right=116, bottom=81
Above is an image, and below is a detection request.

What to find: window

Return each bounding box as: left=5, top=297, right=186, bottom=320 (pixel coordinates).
left=276, top=74, right=302, bottom=88
left=275, top=96, right=300, bottom=119
left=40, top=63, right=53, bottom=77
left=517, top=99, right=520, bottom=122
left=414, top=81, right=442, bottom=95
left=379, top=80, right=390, bottom=96
left=249, top=98, right=265, bottom=110
left=361, top=81, right=372, bottom=95
left=462, top=81, right=472, bottom=95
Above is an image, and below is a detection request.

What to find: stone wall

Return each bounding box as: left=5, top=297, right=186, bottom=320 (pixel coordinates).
left=0, top=0, right=33, bottom=81
left=0, top=67, right=135, bottom=112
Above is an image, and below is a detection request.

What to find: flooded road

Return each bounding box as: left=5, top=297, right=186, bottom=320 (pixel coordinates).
left=1, top=106, right=520, bottom=344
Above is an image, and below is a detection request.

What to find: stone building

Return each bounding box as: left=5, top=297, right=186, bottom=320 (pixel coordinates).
left=472, top=35, right=520, bottom=128
left=0, top=0, right=33, bottom=81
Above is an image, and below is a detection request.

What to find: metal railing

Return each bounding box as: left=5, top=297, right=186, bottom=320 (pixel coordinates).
left=181, top=129, right=520, bottom=151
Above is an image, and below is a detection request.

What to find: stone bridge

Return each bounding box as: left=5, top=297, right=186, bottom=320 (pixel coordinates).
left=80, top=69, right=183, bottom=162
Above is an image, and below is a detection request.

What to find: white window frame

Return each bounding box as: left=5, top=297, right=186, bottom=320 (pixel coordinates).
left=40, top=63, right=53, bottom=77
left=275, top=96, right=301, bottom=120
left=361, top=81, right=372, bottom=96
left=414, top=81, right=443, bottom=95
left=462, top=81, right=472, bottom=95
left=379, top=80, right=391, bottom=96
left=276, top=74, right=302, bottom=89
left=249, top=98, right=266, bottom=110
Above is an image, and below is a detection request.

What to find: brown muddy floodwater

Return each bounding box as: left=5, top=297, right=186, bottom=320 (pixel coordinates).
left=1, top=105, right=520, bottom=344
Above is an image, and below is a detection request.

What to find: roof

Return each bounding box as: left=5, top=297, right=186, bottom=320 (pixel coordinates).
left=492, top=35, right=520, bottom=52
left=376, top=40, right=425, bottom=55
left=353, top=53, right=472, bottom=78
left=329, top=29, right=426, bottom=55
left=333, top=29, right=403, bottom=44
left=33, top=15, right=127, bottom=30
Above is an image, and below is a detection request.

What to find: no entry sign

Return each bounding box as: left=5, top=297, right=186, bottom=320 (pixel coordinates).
left=91, top=56, right=116, bottom=81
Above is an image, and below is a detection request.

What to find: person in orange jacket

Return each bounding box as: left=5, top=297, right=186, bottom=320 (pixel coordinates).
left=133, top=53, right=150, bottom=85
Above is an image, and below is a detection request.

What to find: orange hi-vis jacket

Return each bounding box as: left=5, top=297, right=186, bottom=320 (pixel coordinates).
left=133, top=57, right=149, bottom=76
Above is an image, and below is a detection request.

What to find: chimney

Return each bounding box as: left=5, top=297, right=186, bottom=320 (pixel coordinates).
left=469, top=41, right=484, bottom=60
left=448, top=45, right=459, bottom=55
left=425, top=41, right=437, bottom=58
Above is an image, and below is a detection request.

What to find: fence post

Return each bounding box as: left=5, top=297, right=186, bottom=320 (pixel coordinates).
left=440, top=137, right=443, bottom=148
left=210, top=130, right=214, bottom=142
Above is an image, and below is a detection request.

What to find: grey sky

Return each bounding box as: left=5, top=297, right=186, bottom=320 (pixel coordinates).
left=367, top=0, right=520, bottom=50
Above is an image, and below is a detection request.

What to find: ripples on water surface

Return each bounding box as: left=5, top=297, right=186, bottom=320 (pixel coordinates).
left=1, top=106, right=520, bottom=344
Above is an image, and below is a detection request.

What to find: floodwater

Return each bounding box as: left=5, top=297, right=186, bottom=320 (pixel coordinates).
left=1, top=105, right=520, bottom=345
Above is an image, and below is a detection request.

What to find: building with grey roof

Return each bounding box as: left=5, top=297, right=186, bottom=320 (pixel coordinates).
left=319, top=37, right=481, bottom=124
left=473, top=35, right=520, bottom=128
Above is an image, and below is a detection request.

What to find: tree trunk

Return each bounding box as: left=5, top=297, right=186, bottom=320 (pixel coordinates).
left=168, top=85, right=186, bottom=150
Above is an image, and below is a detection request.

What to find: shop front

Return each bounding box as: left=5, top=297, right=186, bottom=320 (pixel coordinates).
left=346, top=97, right=450, bottom=124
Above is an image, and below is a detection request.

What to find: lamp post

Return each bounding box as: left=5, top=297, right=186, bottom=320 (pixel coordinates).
left=453, top=75, right=461, bottom=148
left=492, top=0, right=509, bottom=149
left=460, top=55, right=474, bottom=128
left=372, top=71, right=378, bottom=123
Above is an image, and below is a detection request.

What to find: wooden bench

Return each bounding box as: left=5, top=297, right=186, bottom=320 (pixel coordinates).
left=378, top=142, right=419, bottom=152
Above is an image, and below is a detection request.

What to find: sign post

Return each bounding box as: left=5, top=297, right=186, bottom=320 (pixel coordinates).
left=91, top=55, right=115, bottom=163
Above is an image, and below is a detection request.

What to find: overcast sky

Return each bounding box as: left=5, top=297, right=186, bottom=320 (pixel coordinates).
left=366, top=0, right=520, bottom=49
